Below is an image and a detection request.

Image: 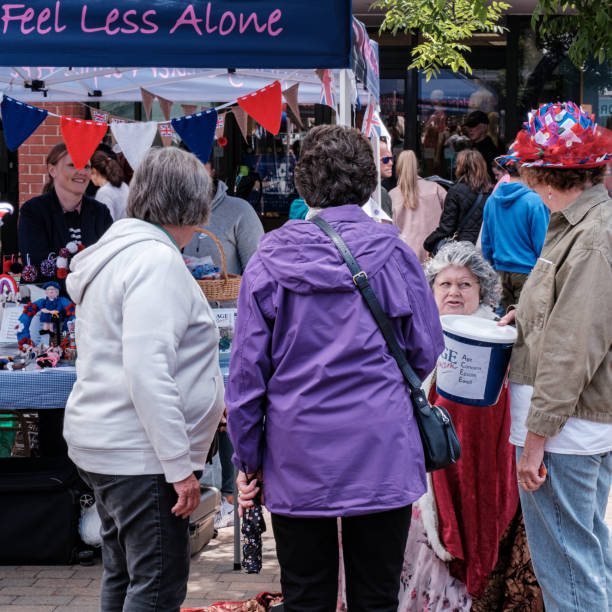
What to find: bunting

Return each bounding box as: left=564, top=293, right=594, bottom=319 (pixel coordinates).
left=171, top=108, right=217, bottom=165
left=361, top=102, right=382, bottom=138
left=316, top=69, right=336, bottom=109
left=282, top=83, right=303, bottom=130
left=229, top=107, right=248, bottom=142
left=0, top=95, right=48, bottom=151
left=60, top=116, right=108, bottom=170
left=92, top=110, right=108, bottom=123
left=156, top=94, right=173, bottom=122
left=237, top=81, right=282, bottom=136
left=215, top=113, right=226, bottom=139
left=181, top=104, right=198, bottom=117
left=110, top=122, right=158, bottom=171
left=158, top=123, right=174, bottom=147
left=140, top=87, right=155, bottom=120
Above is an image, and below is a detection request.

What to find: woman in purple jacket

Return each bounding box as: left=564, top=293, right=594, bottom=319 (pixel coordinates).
left=226, top=125, right=444, bottom=612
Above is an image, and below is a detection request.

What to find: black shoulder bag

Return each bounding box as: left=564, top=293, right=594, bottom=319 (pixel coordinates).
left=311, top=215, right=461, bottom=472
left=428, top=191, right=484, bottom=255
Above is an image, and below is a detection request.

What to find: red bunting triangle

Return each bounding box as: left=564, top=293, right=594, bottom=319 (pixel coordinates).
left=60, top=117, right=108, bottom=170
left=237, top=81, right=282, bottom=135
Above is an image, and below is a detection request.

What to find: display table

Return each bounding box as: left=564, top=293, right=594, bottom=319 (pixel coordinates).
left=1, top=362, right=230, bottom=412
left=0, top=366, right=76, bottom=411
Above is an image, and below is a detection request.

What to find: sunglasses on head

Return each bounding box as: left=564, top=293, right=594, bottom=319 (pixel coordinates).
left=380, top=156, right=394, bottom=164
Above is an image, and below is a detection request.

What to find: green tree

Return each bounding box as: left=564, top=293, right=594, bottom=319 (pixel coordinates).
left=371, top=0, right=510, bottom=80
left=533, top=1, right=612, bottom=67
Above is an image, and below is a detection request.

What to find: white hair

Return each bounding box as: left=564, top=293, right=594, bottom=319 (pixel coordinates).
left=424, top=241, right=501, bottom=308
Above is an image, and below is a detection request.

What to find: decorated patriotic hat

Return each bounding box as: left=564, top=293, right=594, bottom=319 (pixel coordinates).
left=495, top=139, right=520, bottom=170
left=512, top=101, right=612, bottom=169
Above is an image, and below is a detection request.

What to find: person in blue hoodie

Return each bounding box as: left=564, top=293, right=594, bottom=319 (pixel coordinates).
left=481, top=145, right=549, bottom=311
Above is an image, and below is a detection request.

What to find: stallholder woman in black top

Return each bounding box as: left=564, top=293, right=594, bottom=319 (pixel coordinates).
left=18, top=143, right=113, bottom=277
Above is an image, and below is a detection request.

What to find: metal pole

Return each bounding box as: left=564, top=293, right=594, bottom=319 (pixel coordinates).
left=338, top=69, right=352, bottom=127
left=233, top=465, right=241, bottom=571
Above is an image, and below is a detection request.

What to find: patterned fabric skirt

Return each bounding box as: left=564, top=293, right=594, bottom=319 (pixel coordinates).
left=398, top=507, right=543, bottom=612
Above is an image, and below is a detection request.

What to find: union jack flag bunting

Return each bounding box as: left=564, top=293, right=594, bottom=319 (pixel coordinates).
left=92, top=110, right=107, bottom=123
left=216, top=114, right=224, bottom=129
left=110, top=117, right=125, bottom=124
left=361, top=103, right=382, bottom=138
left=159, top=123, right=173, bottom=137
left=318, top=69, right=336, bottom=108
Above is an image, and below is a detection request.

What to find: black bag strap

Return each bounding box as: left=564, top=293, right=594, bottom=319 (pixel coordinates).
left=454, top=191, right=484, bottom=235
left=310, top=215, right=431, bottom=413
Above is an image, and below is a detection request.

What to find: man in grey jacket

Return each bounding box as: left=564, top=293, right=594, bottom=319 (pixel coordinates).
left=183, top=171, right=264, bottom=528
left=183, top=174, right=264, bottom=276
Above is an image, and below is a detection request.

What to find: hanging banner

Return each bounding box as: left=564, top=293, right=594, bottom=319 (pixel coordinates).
left=0, top=0, right=351, bottom=69
left=352, top=17, right=379, bottom=103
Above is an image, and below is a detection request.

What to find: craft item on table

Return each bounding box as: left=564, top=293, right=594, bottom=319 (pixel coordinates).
left=0, top=202, right=14, bottom=227
left=183, top=254, right=220, bottom=280
left=39, top=253, right=57, bottom=278
left=189, top=264, right=220, bottom=280
left=15, top=284, right=75, bottom=347
left=36, top=346, right=62, bottom=369
left=0, top=274, right=18, bottom=297
left=56, top=242, right=84, bottom=279
left=38, top=281, right=61, bottom=332
left=2, top=255, right=22, bottom=275
left=21, top=255, right=38, bottom=283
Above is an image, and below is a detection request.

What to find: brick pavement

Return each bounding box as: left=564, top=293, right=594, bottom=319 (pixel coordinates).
left=0, top=512, right=281, bottom=612
left=1, top=497, right=611, bottom=611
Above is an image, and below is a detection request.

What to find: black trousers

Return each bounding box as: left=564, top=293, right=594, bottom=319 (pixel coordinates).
left=271, top=505, right=411, bottom=612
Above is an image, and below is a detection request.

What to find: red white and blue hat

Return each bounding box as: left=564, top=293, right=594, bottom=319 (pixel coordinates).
left=510, top=101, right=612, bottom=169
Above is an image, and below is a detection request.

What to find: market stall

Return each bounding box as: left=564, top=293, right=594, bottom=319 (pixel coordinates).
left=0, top=0, right=381, bottom=567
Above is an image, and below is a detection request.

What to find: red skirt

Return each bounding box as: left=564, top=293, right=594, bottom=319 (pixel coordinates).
left=430, top=380, right=519, bottom=598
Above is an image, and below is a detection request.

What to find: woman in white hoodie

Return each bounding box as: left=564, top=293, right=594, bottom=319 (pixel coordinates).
left=64, top=147, right=224, bottom=612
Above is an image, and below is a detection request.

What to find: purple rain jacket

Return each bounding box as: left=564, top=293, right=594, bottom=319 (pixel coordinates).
left=226, top=205, right=444, bottom=517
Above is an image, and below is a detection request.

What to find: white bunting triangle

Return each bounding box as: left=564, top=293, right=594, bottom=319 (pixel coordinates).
left=110, top=121, right=158, bottom=171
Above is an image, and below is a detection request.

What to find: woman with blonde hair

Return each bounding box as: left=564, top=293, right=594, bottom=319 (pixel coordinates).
left=389, top=150, right=446, bottom=262
left=424, top=149, right=492, bottom=255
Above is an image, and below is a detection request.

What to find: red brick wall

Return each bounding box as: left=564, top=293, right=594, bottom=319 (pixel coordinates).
left=18, top=102, right=87, bottom=206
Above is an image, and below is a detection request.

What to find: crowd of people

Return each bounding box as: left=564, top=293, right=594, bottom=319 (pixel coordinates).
left=10, top=100, right=612, bottom=611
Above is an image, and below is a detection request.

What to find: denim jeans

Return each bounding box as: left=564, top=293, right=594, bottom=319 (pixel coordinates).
left=218, top=430, right=235, bottom=497
left=517, top=448, right=612, bottom=612
left=78, top=470, right=190, bottom=612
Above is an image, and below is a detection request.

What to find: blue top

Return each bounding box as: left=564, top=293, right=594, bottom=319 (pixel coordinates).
left=481, top=182, right=549, bottom=274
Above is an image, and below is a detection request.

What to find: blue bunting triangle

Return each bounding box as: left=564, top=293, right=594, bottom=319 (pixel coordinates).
left=1, top=95, right=48, bottom=151
left=171, top=108, right=217, bottom=166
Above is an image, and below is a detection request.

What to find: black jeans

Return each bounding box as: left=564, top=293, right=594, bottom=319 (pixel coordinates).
left=78, top=470, right=190, bottom=612
left=271, top=505, right=412, bottom=612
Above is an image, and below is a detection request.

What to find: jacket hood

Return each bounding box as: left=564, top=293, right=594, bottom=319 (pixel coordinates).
left=211, top=180, right=229, bottom=211
left=66, top=218, right=175, bottom=304
left=494, top=181, right=533, bottom=207
left=256, top=205, right=402, bottom=294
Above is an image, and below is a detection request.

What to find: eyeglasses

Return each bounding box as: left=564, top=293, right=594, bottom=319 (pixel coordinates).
left=380, top=156, right=394, bottom=164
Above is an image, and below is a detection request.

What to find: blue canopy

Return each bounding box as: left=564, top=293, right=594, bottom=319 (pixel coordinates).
left=0, top=0, right=352, bottom=69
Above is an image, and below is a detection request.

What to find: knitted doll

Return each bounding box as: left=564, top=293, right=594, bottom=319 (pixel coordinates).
left=39, top=281, right=61, bottom=332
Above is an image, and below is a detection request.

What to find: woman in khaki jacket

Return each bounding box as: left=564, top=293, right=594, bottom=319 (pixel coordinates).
left=499, top=102, right=612, bottom=612
left=389, top=150, right=447, bottom=262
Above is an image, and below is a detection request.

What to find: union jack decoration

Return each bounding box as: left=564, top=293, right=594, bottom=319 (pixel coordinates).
left=361, top=103, right=382, bottom=138
left=216, top=114, right=224, bottom=129
left=318, top=69, right=336, bottom=108
left=92, top=110, right=107, bottom=123
left=159, top=123, right=173, bottom=137
left=110, top=117, right=125, bottom=124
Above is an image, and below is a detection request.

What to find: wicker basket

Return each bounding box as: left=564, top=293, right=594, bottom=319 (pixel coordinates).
left=194, top=228, right=242, bottom=302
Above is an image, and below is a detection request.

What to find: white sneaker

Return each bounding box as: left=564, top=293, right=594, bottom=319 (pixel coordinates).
left=214, top=497, right=235, bottom=529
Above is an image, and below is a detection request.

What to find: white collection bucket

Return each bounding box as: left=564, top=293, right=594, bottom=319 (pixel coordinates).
left=436, top=314, right=517, bottom=407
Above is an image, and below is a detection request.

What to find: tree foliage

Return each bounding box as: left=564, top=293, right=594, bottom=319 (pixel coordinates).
left=370, top=0, right=509, bottom=80
left=533, top=1, right=612, bottom=68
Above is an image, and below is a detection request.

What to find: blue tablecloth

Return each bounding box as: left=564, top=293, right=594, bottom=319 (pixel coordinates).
left=1, top=362, right=231, bottom=411
left=0, top=367, right=77, bottom=411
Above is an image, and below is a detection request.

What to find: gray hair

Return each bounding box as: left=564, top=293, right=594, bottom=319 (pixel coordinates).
left=424, top=241, right=501, bottom=308
left=126, top=147, right=212, bottom=226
